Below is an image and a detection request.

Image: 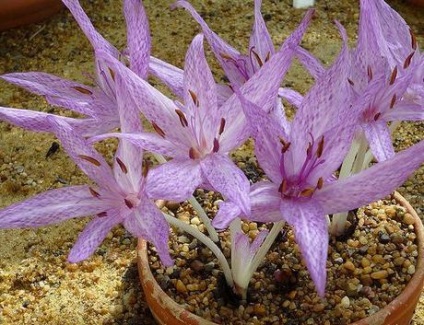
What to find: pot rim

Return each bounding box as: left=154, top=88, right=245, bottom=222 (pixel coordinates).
left=0, top=0, right=63, bottom=31
left=137, top=191, right=424, bottom=325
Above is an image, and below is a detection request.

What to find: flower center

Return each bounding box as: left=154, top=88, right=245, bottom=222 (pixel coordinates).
left=124, top=193, right=141, bottom=210
left=278, top=136, right=325, bottom=200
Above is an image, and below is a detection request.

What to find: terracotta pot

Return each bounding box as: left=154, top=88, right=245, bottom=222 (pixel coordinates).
left=137, top=192, right=424, bottom=325
left=0, top=0, right=63, bottom=31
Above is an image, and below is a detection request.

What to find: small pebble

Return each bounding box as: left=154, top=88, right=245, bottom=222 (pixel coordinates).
left=403, top=213, right=415, bottom=225
left=340, top=296, right=350, bottom=308
left=407, top=265, right=416, bottom=275
left=371, top=270, right=389, bottom=280
left=176, top=279, right=187, bottom=293
left=343, top=260, right=355, bottom=271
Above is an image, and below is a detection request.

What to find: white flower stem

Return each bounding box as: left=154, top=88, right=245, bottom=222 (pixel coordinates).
left=188, top=196, right=219, bottom=242
left=339, top=136, right=360, bottom=179
left=331, top=133, right=366, bottom=236
left=153, top=153, right=219, bottom=242
left=351, top=135, right=368, bottom=174
left=163, top=212, right=234, bottom=287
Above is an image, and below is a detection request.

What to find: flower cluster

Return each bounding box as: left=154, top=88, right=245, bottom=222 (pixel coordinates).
left=0, top=0, right=423, bottom=299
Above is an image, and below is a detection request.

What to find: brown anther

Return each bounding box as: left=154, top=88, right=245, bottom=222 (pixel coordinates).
left=403, top=52, right=415, bottom=69
left=390, top=94, right=397, bottom=109
left=374, top=112, right=381, bottom=121
left=108, top=68, right=116, bottom=81
left=175, top=109, right=188, bottom=127
left=142, top=159, right=150, bottom=178
left=97, top=212, right=107, bottom=218
left=282, top=142, right=291, bottom=153
left=124, top=199, right=134, bottom=209
left=189, top=147, right=200, bottom=160
left=410, top=29, right=417, bottom=50
left=316, top=177, right=324, bottom=190
left=367, top=65, right=373, bottom=81
left=251, top=49, right=264, bottom=67
left=220, top=52, right=233, bottom=60
left=278, top=179, right=288, bottom=194
left=116, top=157, right=128, bottom=174
left=152, top=121, right=166, bottom=138
left=316, top=136, right=325, bottom=158
left=188, top=89, right=200, bottom=107
left=306, top=142, right=313, bottom=156
left=347, top=78, right=355, bottom=86
left=279, top=138, right=291, bottom=153
left=213, top=138, right=220, bottom=153
left=89, top=187, right=100, bottom=198
left=72, top=86, right=93, bottom=95
left=79, top=155, right=101, bottom=166
left=265, top=52, right=271, bottom=63
left=300, top=187, right=315, bottom=197
left=219, top=118, right=226, bottom=135
left=389, top=67, right=397, bottom=85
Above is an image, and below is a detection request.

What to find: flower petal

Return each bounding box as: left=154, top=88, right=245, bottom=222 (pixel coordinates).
left=0, top=106, right=84, bottom=134
left=123, top=197, right=172, bottom=266
left=249, top=0, right=274, bottom=62
left=315, top=139, right=424, bottom=215
left=183, top=34, right=219, bottom=137
left=96, top=51, right=187, bottom=143
left=235, top=91, right=286, bottom=183
left=0, top=186, right=104, bottom=228
left=91, top=132, right=181, bottom=158
left=68, top=210, right=122, bottom=263
left=149, top=56, right=185, bottom=99
left=362, top=120, right=395, bottom=162
left=212, top=202, right=241, bottom=230
left=201, top=154, right=251, bottom=216
left=146, top=159, right=202, bottom=202
left=124, top=0, right=151, bottom=78
left=280, top=199, right=328, bottom=297
left=358, top=0, right=414, bottom=67
left=294, top=46, right=325, bottom=80
left=1, top=72, right=97, bottom=116
left=384, top=102, right=424, bottom=121
left=113, top=75, right=144, bottom=191
left=250, top=182, right=282, bottom=222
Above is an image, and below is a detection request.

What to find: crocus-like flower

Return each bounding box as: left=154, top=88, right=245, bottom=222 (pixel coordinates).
left=347, top=0, right=424, bottom=161
left=174, top=0, right=307, bottom=131
left=231, top=226, right=269, bottom=299
left=0, top=76, right=183, bottom=264
left=92, top=9, right=313, bottom=218
left=94, top=34, right=252, bottom=217
left=0, top=0, right=157, bottom=137
left=214, top=26, right=424, bottom=297
left=297, top=0, right=424, bottom=162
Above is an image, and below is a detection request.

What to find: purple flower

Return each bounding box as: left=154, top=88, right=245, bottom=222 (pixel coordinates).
left=94, top=34, right=252, bottom=216
left=214, top=26, right=424, bottom=296
left=347, top=0, right=424, bottom=161
left=174, top=0, right=312, bottom=131
left=175, top=0, right=273, bottom=87
left=231, top=228, right=269, bottom=298
left=0, top=0, right=150, bottom=137
left=0, top=76, right=182, bottom=265
left=91, top=10, right=313, bottom=217
left=297, top=0, right=424, bottom=162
